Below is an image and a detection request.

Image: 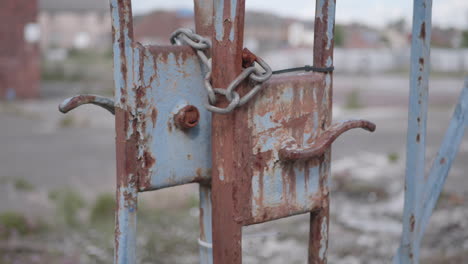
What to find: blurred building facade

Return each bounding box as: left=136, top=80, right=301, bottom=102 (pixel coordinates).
left=0, top=0, right=40, bottom=99
left=38, top=0, right=111, bottom=52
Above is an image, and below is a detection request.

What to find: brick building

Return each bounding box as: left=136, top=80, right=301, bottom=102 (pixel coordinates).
left=0, top=0, right=40, bottom=99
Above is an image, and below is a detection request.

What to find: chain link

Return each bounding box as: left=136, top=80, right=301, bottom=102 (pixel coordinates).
left=170, top=28, right=272, bottom=114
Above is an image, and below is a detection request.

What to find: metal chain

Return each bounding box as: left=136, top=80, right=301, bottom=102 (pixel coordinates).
left=170, top=28, right=272, bottom=114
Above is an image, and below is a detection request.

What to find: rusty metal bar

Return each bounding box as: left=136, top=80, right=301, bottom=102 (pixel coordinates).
left=110, top=0, right=138, bottom=264
left=59, top=94, right=115, bottom=115
left=394, top=0, right=432, bottom=263
left=211, top=0, right=246, bottom=263
left=279, top=120, right=375, bottom=161
left=309, top=0, right=335, bottom=263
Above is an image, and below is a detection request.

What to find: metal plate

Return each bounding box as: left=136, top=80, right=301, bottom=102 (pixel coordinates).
left=246, top=73, right=330, bottom=224
left=117, top=44, right=212, bottom=191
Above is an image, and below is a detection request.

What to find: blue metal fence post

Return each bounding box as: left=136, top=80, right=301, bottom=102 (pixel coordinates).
left=395, top=0, right=433, bottom=263
left=193, top=2, right=214, bottom=263
left=418, top=79, right=468, bottom=242
left=110, top=0, right=138, bottom=263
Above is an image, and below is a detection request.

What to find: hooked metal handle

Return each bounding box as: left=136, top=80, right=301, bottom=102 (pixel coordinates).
left=59, top=94, right=115, bottom=115
left=279, top=119, right=376, bottom=161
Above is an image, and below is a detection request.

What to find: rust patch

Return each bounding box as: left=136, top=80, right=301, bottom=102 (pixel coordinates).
left=196, top=168, right=203, bottom=178
left=151, top=107, right=157, bottom=127
left=174, top=105, right=200, bottom=129
left=167, top=120, right=173, bottom=132
left=410, top=214, right=415, bottom=232
left=199, top=207, right=205, bottom=240
left=416, top=133, right=420, bottom=143
left=419, top=22, right=426, bottom=39
left=242, top=48, right=257, bottom=68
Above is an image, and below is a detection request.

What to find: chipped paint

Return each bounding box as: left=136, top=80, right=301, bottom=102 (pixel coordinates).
left=318, top=216, right=328, bottom=260
left=246, top=74, right=331, bottom=224
left=124, top=45, right=212, bottom=191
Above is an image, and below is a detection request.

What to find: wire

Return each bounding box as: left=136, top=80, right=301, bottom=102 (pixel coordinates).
left=272, top=65, right=334, bottom=75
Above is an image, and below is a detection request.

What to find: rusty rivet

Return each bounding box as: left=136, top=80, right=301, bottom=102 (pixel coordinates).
left=242, top=48, right=257, bottom=68
left=174, top=105, right=200, bottom=129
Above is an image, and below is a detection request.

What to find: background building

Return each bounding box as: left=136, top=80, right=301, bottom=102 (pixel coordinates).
left=0, top=0, right=40, bottom=99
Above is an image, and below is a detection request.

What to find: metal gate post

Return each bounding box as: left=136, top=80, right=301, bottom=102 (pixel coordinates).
left=211, top=0, right=246, bottom=262
left=309, top=1, right=335, bottom=263
left=111, top=1, right=138, bottom=263
left=394, top=0, right=433, bottom=262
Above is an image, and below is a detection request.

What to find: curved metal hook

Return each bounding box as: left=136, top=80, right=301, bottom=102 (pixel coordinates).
left=279, top=119, right=376, bottom=161
left=59, top=94, right=115, bottom=115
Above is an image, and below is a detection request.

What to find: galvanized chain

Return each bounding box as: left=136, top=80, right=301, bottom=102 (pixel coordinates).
left=170, top=28, right=272, bottom=114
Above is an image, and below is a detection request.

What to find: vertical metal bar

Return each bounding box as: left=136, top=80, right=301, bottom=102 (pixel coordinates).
left=110, top=0, right=138, bottom=264
left=199, top=184, right=213, bottom=264
left=418, top=80, right=468, bottom=242
left=211, top=0, right=246, bottom=263
left=194, top=2, right=214, bottom=263
left=309, top=1, right=335, bottom=263
left=395, top=0, right=432, bottom=263
left=194, top=0, right=214, bottom=37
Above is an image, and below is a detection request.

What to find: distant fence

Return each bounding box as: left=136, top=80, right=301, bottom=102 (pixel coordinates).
left=264, top=48, right=468, bottom=74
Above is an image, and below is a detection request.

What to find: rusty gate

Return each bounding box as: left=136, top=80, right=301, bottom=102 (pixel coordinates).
left=58, top=0, right=468, bottom=263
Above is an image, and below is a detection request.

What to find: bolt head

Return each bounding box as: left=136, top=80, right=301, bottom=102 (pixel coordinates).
left=174, top=105, right=200, bottom=129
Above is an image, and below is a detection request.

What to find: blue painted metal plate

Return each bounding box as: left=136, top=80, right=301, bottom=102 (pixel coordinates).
left=116, top=44, right=212, bottom=191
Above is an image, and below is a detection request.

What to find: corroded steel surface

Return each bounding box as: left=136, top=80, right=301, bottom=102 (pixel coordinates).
left=279, top=120, right=376, bottom=161
left=309, top=1, right=335, bottom=263
left=120, top=44, right=212, bottom=192
left=210, top=0, right=246, bottom=262
left=110, top=0, right=213, bottom=263
left=110, top=0, right=138, bottom=263
left=174, top=105, right=200, bottom=129
left=244, top=73, right=329, bottom=224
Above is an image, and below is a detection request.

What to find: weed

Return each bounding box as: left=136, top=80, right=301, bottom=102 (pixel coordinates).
left=90, top=193, right=115, bottom=224
left=387, top=152, right=399, bottom=163
left=14, top=178, right=35, bottom=191
left=59, top=115, right=75, bottom=128
left=0, top=211, right=29, bottom=237
left=49, top=188, right=86, bottom=227
left=345, top=89, right=363, bottom=109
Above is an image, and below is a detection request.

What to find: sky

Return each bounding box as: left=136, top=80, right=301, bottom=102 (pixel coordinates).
left=131, top=0, right=468, bottom=29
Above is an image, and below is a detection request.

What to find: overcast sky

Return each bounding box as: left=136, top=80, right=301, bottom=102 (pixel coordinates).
left=131, top=0, right=468, bottom=29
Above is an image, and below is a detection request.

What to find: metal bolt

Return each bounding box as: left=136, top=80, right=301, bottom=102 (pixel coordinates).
left=174, top=105, right=200, bottom=129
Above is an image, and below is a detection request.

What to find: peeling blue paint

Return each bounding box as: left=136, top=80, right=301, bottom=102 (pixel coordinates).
left=115, top=185, right=138, bottom=264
